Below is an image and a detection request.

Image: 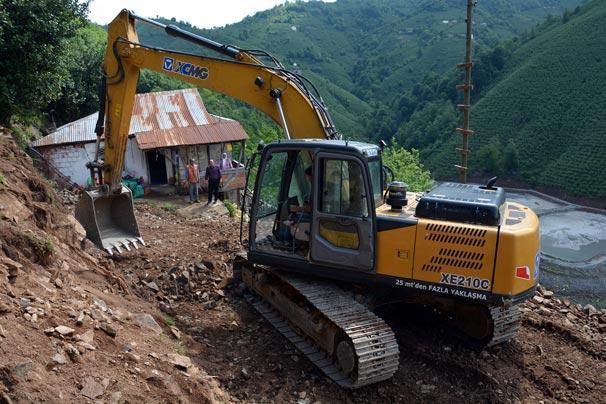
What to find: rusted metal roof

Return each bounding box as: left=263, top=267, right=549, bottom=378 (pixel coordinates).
left=31, top=88, right=248, bottom=148
left=136, top=119, right=248, bottom=150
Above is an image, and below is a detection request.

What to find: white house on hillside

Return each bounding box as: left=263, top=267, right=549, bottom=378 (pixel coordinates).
left=30, top=88, right=248, bottom=188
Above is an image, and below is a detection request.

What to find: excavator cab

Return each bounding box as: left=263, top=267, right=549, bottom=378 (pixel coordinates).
left=75, top=186, right=144, bottom=254
left=248, top=140, right=380, bottom=274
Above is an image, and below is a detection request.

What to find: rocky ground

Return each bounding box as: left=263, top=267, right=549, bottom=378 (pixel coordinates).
left=109, top=200, right=605, bottom=404
left=1, top=129, right=605, bottom=403
left=0, top=129, right=231, bottom=403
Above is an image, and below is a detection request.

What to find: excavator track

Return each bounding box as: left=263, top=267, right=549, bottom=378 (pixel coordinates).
left=242, top=265, right=399, bottom=388
left=487, top=304, right=521, bottom=346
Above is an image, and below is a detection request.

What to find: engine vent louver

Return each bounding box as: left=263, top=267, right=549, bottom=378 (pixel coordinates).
left=421, top=224, right=487, bottom=273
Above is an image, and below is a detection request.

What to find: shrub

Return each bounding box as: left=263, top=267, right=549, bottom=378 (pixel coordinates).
left=382, top=140, right=434, bottom=192
left=28, top=234, right=55, bottom=265
left=224, top=200, right=238, bottom=217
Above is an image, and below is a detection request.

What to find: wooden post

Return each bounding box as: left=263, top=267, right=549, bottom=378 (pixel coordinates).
left=455, top=0, right=475, bottom=183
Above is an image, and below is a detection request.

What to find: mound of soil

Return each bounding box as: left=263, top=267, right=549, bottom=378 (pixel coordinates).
left=0, top=128, right=232, bottom=403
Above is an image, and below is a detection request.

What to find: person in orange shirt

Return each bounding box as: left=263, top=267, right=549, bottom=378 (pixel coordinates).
left=186, top=158, right=200, bottom=203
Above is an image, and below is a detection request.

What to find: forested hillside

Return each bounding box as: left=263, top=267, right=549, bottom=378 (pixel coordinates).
left=136, top=0, right=582, bottom=136
left=3, top=0, right=601, bottom=198
left=387, top=0, right=605, bottom=198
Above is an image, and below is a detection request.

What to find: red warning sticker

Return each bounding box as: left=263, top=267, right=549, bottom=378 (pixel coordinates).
left=515, top=265, right=531, bottom=280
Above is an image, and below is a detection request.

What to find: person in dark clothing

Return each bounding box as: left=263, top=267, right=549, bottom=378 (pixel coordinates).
left=205, top=159, right=221, bottom=204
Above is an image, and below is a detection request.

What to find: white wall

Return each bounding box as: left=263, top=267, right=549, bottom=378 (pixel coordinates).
left=39, top=139, right=237, bottom=187
left=123, top=138, right=148, bottom=182
left=40, top=137, right=148, bottom=186
left=41, top=143, right=93, bottom=186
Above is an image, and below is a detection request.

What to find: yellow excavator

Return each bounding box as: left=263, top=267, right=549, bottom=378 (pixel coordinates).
left=77, top=10, right=540, bottom=388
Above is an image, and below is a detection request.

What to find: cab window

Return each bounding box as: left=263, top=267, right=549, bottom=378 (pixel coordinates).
left=320, top=158, right=368, bottom=217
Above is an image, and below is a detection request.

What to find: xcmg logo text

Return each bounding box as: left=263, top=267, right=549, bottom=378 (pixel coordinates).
left=163, top=57, right=208, bottom=79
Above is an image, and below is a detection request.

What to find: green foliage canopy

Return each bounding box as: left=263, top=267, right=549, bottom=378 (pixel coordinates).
left=0, top=0, right=87, bottom=123
left=382, top=140, right=434, bottom=192
left=390, top=0, right=606, bottom=198
left=47, top=23, right=106, bottom=125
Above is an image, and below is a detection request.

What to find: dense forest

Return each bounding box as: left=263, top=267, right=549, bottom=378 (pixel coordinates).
left=2, top=0, right=603, bottom=197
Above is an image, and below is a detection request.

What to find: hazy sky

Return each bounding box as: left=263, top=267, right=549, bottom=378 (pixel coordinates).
left=88, top=0, right=334, bottom=29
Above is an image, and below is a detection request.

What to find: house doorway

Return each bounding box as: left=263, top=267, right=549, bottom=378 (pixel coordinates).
left=146, top=150, right=168, bottom=185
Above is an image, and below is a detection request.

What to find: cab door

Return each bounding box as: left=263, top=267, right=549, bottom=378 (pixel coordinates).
left=310, top=153, right=375, bottom=272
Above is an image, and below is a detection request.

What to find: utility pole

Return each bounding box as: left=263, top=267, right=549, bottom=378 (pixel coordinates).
left=455, top=0, right=475, bottom=183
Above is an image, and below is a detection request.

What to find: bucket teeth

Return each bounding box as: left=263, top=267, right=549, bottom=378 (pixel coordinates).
left=137, top=237, right=146, bottom=246
left=104, top=238, right=144, bottom=255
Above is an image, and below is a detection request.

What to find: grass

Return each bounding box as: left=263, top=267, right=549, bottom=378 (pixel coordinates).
left=28, top=234, right=55, bottom=265
left=0, top=172, right=5, bottom=186
left=45, top=191, right=54, bottom=205
left=175, top=341, right=187, bottom=355
left=164, top=315, right=176, bottom=328
left=161, top=202, right=178, bottom=212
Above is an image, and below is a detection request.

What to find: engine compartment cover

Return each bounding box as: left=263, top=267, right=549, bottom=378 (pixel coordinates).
left=415, top=182, right=505, bottom=226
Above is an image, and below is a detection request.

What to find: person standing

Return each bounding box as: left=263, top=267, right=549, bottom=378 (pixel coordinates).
left=219, top=152, right=233, bottom=170
left=205, top=159, right=221, bottom=204
left=186, top=158, right=200, bottom=203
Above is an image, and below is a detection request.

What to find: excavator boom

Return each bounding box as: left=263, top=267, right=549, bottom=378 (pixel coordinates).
left=76, top=9, right=337, bottom=253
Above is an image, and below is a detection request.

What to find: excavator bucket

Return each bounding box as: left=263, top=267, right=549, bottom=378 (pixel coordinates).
left=75, top=186, right=144, bottom=254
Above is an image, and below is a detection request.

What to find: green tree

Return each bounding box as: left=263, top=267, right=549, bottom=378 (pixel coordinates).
left=47, top=24, right=106, bottom=126
left=382, top=140, right=434, bottom=192
left=502, top=139, right=519, bottom=175
left=476, top=143, right=503, bottom=176
left=0, top=0, right=88, bottom=123
left=137, top=70, right=192, bottom=93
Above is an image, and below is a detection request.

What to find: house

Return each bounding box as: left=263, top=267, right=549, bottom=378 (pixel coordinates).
left=30, top=88, right=248, bottom=194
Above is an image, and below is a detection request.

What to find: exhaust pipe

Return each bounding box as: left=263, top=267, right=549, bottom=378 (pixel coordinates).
left=75, top=186, right=144, bottom=254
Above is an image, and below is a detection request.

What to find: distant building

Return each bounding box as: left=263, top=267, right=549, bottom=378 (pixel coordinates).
left=30, top=89, right=248, bottom=192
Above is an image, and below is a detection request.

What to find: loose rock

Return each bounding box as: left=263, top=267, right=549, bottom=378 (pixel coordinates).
left=81, top=330, right=94, bottom=344
left=133, top=313, right=162, bottom=334
left=54, top=325, right=75, bottom=337
left=80, top=377, right=105, bottom=400
left=166, top=353, right=191, bottom=370
left=52, top=353, right=68, bottom=365
left=100, top=322, right=117, bottom=338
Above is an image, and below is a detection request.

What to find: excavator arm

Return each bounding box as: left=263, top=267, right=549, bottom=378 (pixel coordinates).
left=76, top=9, right=337, bottom=253
left=98, top=9, right=337, bottom=191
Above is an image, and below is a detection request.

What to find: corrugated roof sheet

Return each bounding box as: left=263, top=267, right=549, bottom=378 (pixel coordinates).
left=31, top=88, right=248, bottom=148
left=30, top=112, right=100, bottom=147
left=136, top=119, right=248, bottom=150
